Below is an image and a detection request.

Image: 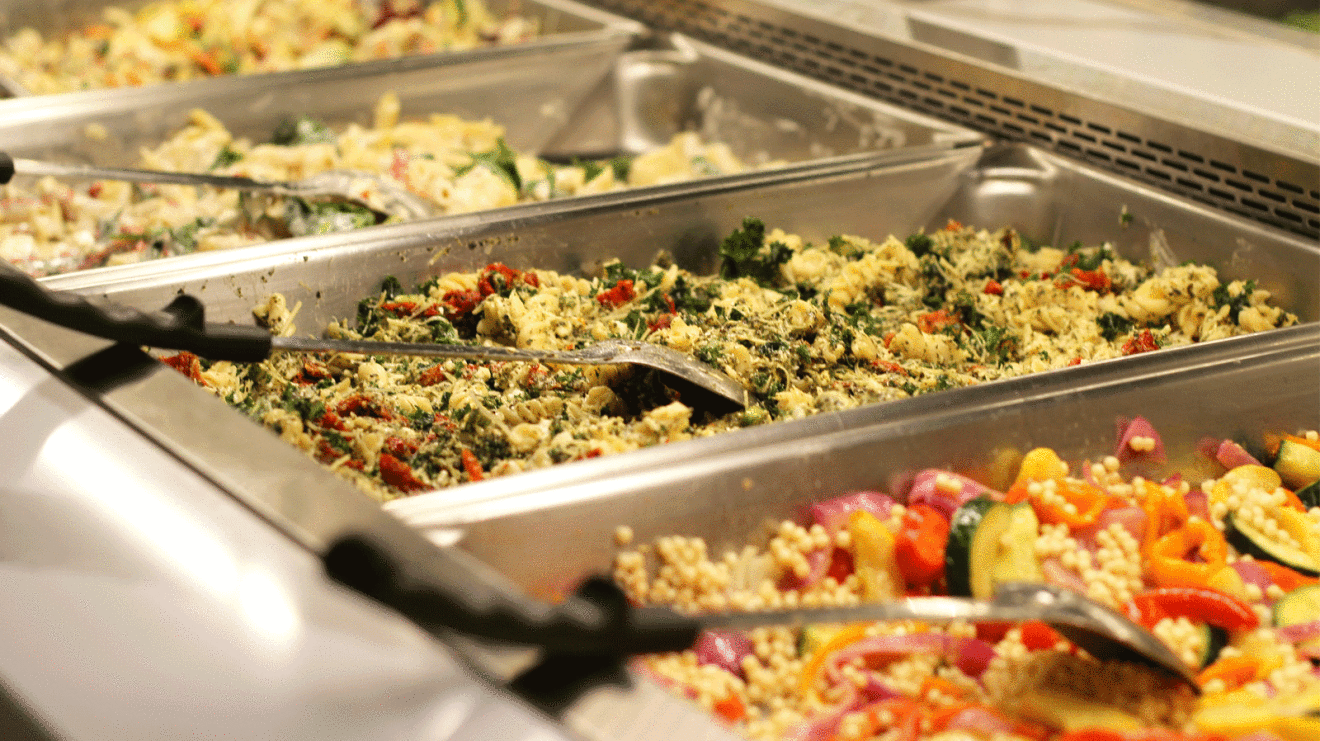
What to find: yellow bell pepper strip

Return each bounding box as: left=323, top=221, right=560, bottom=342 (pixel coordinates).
left=848, top=510, right=904, bottom=601
left=1195, top=654, right=1262, bottom=691
left=1147, top=518, right=1229, bottom=589
left=1013, top=447, right=1070, bottom=486
left=1194, top=686, right=1320, bottom=741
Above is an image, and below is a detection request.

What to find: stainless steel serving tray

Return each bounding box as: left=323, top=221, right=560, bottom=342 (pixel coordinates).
left=397, top=323, right=1320, bottom=741
left=31, top=142, right=1320, bottom=516
left=0, top=30, right=981, bottom=275
left=0, top=0, right=643, bottom=98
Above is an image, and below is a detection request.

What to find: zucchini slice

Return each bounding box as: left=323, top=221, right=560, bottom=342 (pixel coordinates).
left=947, top=496, right=1043, bottom=599
left=1276, top=440, right=1320, bottom=490
left=1199, top=624, right=1229, bottom=670
left=1224, top=511, right=1320, bottom=577
left=1298, top=480, right=1320, bottom=510
left=1274, top=584, right=1320, bottom=629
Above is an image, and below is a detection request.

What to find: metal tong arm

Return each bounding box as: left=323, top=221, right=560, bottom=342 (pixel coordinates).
left=0, top=260, right=272, bottom=362
left=0, top=150, right=290, bottom=192
left=324, top=534, right=699, bottom=655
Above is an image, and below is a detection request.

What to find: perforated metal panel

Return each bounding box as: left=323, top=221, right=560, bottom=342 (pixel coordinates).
left=587, top=0, right=1320, bottom=238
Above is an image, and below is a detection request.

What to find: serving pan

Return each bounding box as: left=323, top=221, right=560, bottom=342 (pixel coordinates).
left=0, top=32, right=979, bottom=276
left=0, top=0, right=642, bottom=97
left=27, top=142, right=1318, bottom=514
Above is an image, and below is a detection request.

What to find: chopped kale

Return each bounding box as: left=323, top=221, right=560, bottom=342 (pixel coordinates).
left=952, top=291, right=986, bottom=330
left=905, top=232, right=933, bottom=257
left=1065, top=241, right=1115, bottom=272
left=210, top=146, right=243, bottom=170
left=378, top=276, right=404, bottom=299
left=283, top=198, right=378, bottom=237
left=695, top=344, right=724, bottom=367
left=457, top=138, right=521, bottom=190
left=271, top=114, right=336, bottom=146
left=974, top=324, right=1017, bottom=364
left=1213, top=280, right=1256, bottom=323
left=1097, top=312, right=1134, bottom=342
left=608, top=156, right=632, bottom=181
left=718, top=217, right=793, bottom=287
left=829, top=235, right=864, bottom=260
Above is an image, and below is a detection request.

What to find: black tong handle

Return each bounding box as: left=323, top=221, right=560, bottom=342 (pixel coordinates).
left=0, top=260, right=272, bottom=361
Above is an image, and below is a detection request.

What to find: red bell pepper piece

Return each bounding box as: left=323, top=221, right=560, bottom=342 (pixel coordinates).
left=1126, top=587, right=1259, bottom=631
left=894, top=504, right=949, bottom=588
left=1018, top=620, right=1067, bottom=651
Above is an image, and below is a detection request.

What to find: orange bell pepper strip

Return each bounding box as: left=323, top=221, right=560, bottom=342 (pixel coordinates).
left=1196, top=655, right=1262, bottom=691
left=713, top=693, right=746, bottom=723
left=1265, top=433, right=1320, bottom=456
left=1256, top=559, right=1320, bottom=592
left=798, top=623, right=870, bottom=699
left=1030, top=479, right=1113, bottom=529
left=1138, top=480, right=1190, bottom=554
left=1147, top=518, right=1228, bottom=589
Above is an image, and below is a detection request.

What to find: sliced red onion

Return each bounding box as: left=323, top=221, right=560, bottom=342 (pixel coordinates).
left=1075, top=506, right=1147, bottom=545
left=779, top=549, right=830, bottom=591
left=942, top=706, right=1016, bottom=735
left=1115, top=415, right=1166, bottom=464
left=1185, top=491, right=1211, bottom=522
left=1196, top=436, right=1222, bottom=461
left=859, top=674, right=901, bottom=703
left=827, top=633, right=993, bottom=679
left=810, top=491, right=896, bottom=533
left=693, top=630, right=754, bottom=679
left=1217, top=440, right=1262, bottom=469
left=1042, top=558, right=1089, bottom=595
left=1276, top=620, right=1320, bottom=644
left=783, top=708, right=846, bottom=741
left=1162, top=472, right=1184, bottom=489
left=907, top=469, right=999, bottom=518
left=1232, top=560, right=1274, bottom=597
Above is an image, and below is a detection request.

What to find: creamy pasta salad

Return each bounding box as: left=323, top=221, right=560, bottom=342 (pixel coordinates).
left=0, top=93, right=753, bottom=276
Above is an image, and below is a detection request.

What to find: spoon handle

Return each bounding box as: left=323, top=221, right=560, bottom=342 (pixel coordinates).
left=8, top=153, right=275, bottom=191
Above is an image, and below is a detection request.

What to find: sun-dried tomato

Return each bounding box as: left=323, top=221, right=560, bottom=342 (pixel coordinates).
left=417, top=364, right=447, bottom=387
left=917, top=308, right=961, bottom=334
left=160, top=351, right=204, bottom=383
left=379, top=453, right=429, bottom=493
left=385, top=436, right=418, bottom=459
left=595, top=279, right=636, bottom=308
left=1122, top=329, right=1160, bottom=355
left=983, top=279, right=1003, bottom=295
left=294, top=359, right=333, bottom=385
left=647, top=314, right=672, bottom=332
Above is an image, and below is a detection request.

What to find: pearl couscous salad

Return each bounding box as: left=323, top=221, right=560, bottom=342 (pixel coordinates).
left=160, top=219, right=1296, bottom=500
left=1, top=93, right=754, bottom=276
left=0, top=0, right=536, bottom=94
left=613, top=423, right=1320, bottom=741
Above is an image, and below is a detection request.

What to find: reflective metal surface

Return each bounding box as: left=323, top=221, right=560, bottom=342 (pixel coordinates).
left=581, top=0, right=1320, bottom=237
left=0, top=332, right=578, bottom=741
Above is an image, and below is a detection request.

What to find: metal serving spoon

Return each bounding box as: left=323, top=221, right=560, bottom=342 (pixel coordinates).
left=694, top=582, right=1199, bottom=690
left=0, top=151, right=437, bottom=221
left=0, top=262, right=749, bottom=408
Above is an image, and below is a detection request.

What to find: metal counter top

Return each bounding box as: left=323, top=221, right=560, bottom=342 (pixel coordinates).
left=0, top=336, right=572, bottom=741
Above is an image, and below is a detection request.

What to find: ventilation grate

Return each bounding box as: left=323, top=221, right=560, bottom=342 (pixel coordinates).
left=588, top=0, right=1320, bottom=238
